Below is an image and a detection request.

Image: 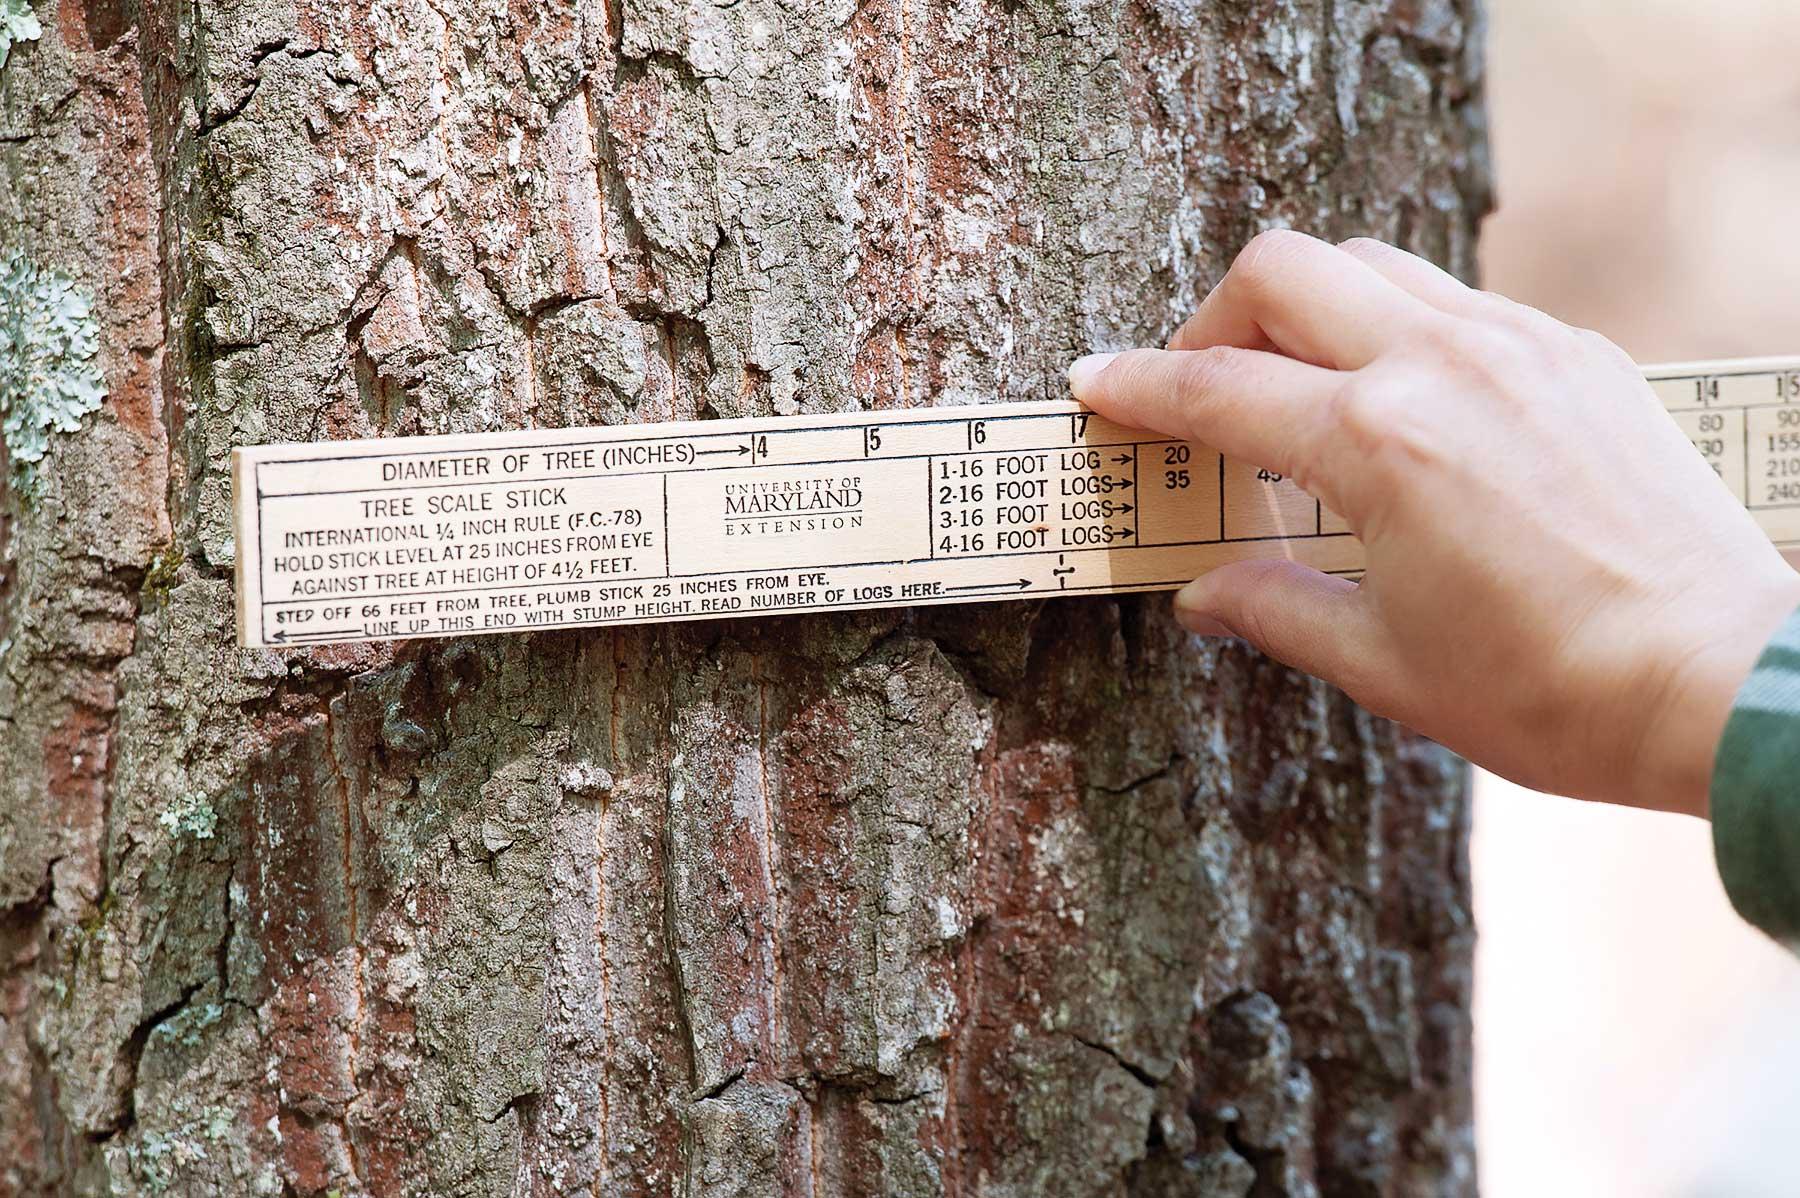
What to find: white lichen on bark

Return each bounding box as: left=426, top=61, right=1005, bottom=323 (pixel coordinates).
left=0, top=249, right=107, bottom=491
left=0, top=0, right=40, bottom=68
left=157, top=792, right=221, bottom=840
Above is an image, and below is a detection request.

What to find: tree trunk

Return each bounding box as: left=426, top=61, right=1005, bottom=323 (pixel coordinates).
left=0, top=0, right=1488, bottom=1192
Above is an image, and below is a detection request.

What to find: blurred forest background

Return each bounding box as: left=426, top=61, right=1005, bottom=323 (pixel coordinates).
left=1477, top=0, right=1800, bottom=1193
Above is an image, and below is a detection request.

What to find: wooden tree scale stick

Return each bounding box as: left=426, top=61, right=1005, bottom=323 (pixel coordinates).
left=233, top=356, right=1800, bottom=648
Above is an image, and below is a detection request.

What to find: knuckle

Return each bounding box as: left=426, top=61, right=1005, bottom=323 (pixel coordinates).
left=1421, top=317, right=1533, bottom=381
left=1398, top=316, right=1471, bottom=374
left=1234, top=229, right=1316, bottom=289
left=1327, top=374, right=1397, bottom=449
left=1472, top=290, right=1557, bottom=335
left=1175, top=345, right=1239, bottom=397
left=1326, top=368, right=1440, bottom=472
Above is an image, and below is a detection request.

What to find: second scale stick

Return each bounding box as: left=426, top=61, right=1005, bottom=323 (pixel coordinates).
left=231, top=357, right=1800, bottom=649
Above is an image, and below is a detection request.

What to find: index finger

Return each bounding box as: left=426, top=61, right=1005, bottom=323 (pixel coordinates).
left=1068, top=345, right=1345, bottom=503
left=1169, top=230, right=1440, bottom=369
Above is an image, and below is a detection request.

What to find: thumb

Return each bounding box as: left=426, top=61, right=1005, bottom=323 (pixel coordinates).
left=1175, top=559, right=1379, bottom=693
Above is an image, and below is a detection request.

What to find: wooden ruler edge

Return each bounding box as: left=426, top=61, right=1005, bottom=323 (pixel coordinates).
left=1645, top=354, right=1800, bottom=379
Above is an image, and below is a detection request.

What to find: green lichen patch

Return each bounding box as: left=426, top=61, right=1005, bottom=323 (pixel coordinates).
left=0, top=0, right=39, bottom=69
left=158, top=792, right=219, bottom=840
left=1, top=248, right=106, bottom=494
left=139, top=543, right=186, bottom=606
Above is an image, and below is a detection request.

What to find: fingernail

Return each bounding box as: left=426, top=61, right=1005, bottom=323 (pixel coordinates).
left=1066, top=352, right=1120, bottom=399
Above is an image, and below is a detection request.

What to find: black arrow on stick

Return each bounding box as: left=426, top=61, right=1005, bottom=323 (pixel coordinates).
left=269, top=628, right=362, bottom=644
left=946, top=578, right=1032, bottom=593
left=697, top=444, right=752, bottom=458
left=1111, top=453, right=1132, bottom=464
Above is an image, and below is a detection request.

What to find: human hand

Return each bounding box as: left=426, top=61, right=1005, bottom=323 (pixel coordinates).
left=1068, top=232, right=1800, bottom=817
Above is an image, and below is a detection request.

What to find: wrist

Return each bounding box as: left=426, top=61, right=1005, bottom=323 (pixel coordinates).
left=1629, top=571, right=1800, bottom=818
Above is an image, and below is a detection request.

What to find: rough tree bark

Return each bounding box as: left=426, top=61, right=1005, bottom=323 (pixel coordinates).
left=0, top=0, right=1488, bottom=1192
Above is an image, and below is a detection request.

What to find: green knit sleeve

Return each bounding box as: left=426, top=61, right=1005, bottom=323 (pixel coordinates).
left=1711, top=609, right=1800, bottom=948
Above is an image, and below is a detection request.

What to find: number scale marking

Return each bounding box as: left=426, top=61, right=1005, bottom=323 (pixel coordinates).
left=231, top=356, right=1800, bottom=649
